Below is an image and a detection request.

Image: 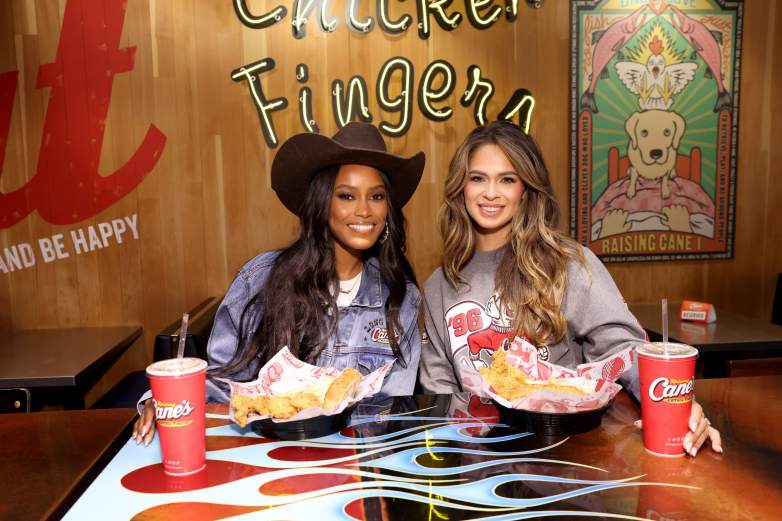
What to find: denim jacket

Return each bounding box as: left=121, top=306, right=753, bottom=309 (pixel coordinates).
left=205, top=251, right=422, bottom=403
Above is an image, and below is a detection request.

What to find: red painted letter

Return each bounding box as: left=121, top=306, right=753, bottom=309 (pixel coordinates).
left=0, top=0, right=166, bottom=229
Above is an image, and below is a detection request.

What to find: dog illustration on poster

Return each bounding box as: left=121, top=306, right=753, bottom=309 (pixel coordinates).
left=591, top=108, right=715, bottom=240
left=571, top=0, right=742, bottom=260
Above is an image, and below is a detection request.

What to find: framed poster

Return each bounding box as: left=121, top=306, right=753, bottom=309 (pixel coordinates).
left=570, top=0, right=743, bottom=261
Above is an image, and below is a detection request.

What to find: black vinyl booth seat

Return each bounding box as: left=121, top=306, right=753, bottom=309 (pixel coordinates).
left=772, top=273, right=782, bottom=327
left=91, top=297, right=220, bottom=409
left=0, top=388, right=31, bottom=413
left=153, top=296, right=220, bottom=362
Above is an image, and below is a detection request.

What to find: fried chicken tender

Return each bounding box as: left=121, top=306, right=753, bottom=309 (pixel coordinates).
left=231, top=394, right=251, bottom=427
left=480, top=349, right=590, bottom=401
left=268, top=395, right=298, bottom=419
left=231, top=394, right=269, bottom=427
left=289, top=391, right=321, bottom=410
left=323, top=367, right=362, bottom=410
left=231, top=367, right=364, bottom=424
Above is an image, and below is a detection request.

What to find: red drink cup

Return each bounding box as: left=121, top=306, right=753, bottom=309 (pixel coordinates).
left=147, top=357, right=208, bottom=475
left=637, top=342, right=698, bottom=457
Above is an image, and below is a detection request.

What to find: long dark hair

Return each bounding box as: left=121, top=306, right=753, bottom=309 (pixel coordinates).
left=212, top=165, right=416, bottom=379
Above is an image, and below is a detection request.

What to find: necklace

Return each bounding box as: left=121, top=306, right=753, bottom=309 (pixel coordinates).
left=338, top=272, right=362, bottom=294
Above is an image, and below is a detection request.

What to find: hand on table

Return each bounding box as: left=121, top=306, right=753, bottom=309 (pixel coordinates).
left=683, top=399, right=723, bottom=456
left=634, top=399, right=723, bottom=457
left=132, top=399, right=156, bottom=446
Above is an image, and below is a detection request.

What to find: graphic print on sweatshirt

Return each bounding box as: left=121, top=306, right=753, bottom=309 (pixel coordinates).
left=445, top=294, right=549, bottom=375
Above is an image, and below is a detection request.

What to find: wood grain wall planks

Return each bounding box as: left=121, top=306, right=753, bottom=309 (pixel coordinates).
left=0, top=1, right=780, bottom=398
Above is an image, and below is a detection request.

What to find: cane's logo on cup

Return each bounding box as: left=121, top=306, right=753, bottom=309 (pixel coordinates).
left=648, top=377, right=694, bottom=403
left=155, top=399, right=195, bottom=426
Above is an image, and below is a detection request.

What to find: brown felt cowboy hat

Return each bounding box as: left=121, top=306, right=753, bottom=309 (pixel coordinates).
left=271, top=123, right=426, bottom=215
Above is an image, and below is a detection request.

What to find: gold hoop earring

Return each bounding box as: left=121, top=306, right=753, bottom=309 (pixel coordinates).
left=379, top=222, right=389, bottom=244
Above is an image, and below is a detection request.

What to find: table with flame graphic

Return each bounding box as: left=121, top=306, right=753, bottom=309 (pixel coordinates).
left=64, top=396, right=694, bottom=520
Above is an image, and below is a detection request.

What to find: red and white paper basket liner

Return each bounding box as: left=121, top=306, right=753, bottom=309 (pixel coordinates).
left=463, top=337, right=633, bottom=413
left=225, top=347, right=393, bottom=424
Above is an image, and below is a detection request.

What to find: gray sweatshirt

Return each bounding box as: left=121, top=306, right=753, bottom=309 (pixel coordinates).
left=420, top=246, right=644, bottom=399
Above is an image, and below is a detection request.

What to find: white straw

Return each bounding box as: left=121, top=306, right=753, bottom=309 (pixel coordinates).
left=176, top=313, right=189, bottom=359
left=661, top=298, right=669, bottom=356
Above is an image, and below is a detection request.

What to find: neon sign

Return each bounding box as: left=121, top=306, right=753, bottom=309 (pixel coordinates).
left=291, top=0, right=339, bottom=38
left=233, top=0, right=543, bottom=36
left=231, top=59, right=289, bottom=148
left=418, top=60, right=456, bottom=122
left=347, top=0, right=374, bottom=32
left=498, top=88, right=535, bottom=133
left=377, top=57, right=415, bottom=136
left=297, top=64, right=320, bottom=133
left=231, top=1, right=543, bottom=146
left=461, top=65, right=494, bottom=126
left=465, top=0, right=503, bottom=29
left=377, top=0, right=412, bottom=33
left=332, top=77, right=373, bottom=128
left=416, top=0, right=462, bottom=40
left=231, top=57, right=535, bottom=143
left=232, top=0, right=287, bottom=29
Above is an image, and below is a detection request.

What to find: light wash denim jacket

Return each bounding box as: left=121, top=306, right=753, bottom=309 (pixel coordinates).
left=205, top=251, right=422, bottom=403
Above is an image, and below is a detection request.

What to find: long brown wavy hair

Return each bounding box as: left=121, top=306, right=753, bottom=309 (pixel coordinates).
left=439, top=121, right=586, bottom=345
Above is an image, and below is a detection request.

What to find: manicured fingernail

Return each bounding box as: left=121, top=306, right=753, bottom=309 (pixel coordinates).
left=692, top=447, right=698, bottom=457
left=716, top=445, right=723, bottom=454
left=690, top=421, right=697, bottom=432
left=684, top=441, right=692, bottom=452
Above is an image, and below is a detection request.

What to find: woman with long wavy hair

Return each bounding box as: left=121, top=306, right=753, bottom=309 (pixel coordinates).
left=420, top=121, right=722, bottom=457
left=134, top=123, right=424, bottom=445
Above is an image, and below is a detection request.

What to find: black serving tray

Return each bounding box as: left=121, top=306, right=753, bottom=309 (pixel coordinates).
left=495, top=401, right=611, bottom=436
left=251, top=406, right=355, bottom=440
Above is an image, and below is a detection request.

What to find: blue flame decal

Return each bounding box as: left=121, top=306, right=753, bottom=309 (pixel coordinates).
left=190, top=411, right=698, bottom=521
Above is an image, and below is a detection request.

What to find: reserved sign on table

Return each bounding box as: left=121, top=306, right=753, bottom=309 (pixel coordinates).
left=680, top=301, right=717, bottom=324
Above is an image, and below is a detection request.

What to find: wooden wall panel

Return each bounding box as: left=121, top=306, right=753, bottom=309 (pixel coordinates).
left=1, top=1, right=780, bottom=393
left=701, top=1, right=782, bottom=320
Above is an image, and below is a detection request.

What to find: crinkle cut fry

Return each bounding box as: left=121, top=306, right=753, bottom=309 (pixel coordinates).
left=480, top=348, right=590, bottom=401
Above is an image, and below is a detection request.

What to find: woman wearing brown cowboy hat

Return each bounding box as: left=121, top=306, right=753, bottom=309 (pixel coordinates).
left=133, top=123, right=424, bottom=445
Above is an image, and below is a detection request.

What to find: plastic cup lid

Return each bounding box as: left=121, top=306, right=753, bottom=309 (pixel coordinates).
left=636, top=342, right=698, bottom=359
left=147, top=357, right=207, bottom=377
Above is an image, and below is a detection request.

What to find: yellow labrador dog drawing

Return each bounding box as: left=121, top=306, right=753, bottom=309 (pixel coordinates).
left=625, top=110, right=686, bottom=199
